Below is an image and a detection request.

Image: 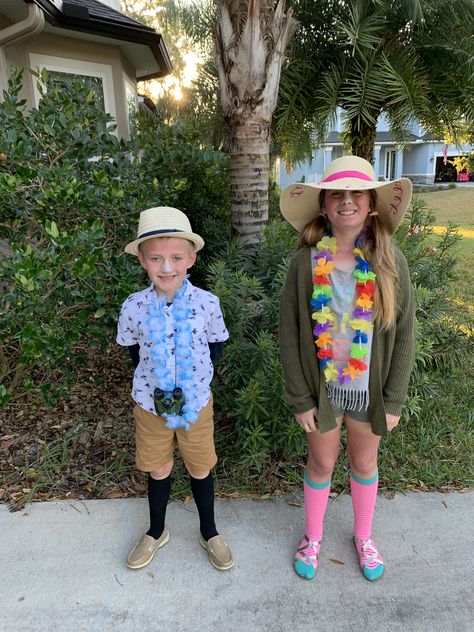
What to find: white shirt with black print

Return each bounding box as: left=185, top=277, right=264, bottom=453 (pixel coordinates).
left=117, top=281, right=229, bottom=415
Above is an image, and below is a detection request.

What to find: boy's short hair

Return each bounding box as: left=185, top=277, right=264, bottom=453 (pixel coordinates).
left=138, top=236, right=196, bottom=254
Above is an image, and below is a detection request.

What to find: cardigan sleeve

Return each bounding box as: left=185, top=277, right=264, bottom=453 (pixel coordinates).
left=382, top=250, right=416, bottom=416
left=279, top=253, right=318, bottom=414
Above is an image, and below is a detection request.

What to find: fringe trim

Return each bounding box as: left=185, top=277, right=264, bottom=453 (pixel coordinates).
left=327, top=384, right=369, bottom=412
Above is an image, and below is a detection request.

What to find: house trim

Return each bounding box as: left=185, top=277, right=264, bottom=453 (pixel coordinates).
left=26, top=0, right=172, bottom=79
left=29, top=52, right=116, bottom=120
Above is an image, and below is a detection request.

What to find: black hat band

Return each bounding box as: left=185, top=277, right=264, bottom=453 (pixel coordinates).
left=138, top=228, right=186, bottom=239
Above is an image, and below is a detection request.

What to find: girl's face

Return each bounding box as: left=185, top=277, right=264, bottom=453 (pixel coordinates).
left=322, top=189, right=371, bottom=233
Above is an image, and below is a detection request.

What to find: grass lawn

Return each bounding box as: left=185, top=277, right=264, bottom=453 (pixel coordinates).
left=417, top=188, right=474, bottom=326
left=417, top=188, right=474, bottom=228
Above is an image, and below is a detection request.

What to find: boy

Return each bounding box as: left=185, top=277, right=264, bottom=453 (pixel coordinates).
left=117, top=206, right=233, bottom=571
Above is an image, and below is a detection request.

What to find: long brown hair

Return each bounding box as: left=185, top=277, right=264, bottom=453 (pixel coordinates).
left=298, top=190, right=397, bottom=330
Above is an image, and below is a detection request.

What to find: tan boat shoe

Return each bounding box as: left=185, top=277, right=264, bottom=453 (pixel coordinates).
left=199, top=534, right=234, bottom=571
left=127, top=528, right=170, bottom=570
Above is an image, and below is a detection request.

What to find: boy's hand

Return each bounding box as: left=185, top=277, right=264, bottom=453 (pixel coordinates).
left=295, top=408, right=319, bottom=433
left=386, top=413, right=400, bottom=431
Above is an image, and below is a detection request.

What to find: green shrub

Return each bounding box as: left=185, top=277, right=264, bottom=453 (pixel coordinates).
left=0, top=69, right=230, bottom=405
left=128, top=112, right=231, bottom=276
left=394, top=196, right=473, bottom=423
left=207, top=220, right=304, bottom=472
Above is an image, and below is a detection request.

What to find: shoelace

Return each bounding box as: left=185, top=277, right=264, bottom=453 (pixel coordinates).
left=356, top=537, right=383, bottom=569
left=295, top=536, right=321, bottom=568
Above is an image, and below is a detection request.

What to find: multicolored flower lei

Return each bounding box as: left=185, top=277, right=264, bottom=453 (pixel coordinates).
left=311, top=235, right=376, bottom=385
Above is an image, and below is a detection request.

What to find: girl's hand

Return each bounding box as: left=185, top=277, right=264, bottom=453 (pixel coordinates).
left=386, top=413, right=400, bottom=431
left=295, top=408, right=319, bottom=433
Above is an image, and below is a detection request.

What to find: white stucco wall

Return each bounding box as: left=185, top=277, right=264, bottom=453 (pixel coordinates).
left=98, top=1, right=121, bottom=9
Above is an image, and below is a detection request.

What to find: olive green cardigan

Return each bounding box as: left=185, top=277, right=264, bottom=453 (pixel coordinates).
left=279, top=246, right=415, bottom=436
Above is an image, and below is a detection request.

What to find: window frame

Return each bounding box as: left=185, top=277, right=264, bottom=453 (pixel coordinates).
left=124, top=74, right=138, bottom=136
left=29, top=53, right=116, bottom=121
left=385, top=150, right=396, bottom=180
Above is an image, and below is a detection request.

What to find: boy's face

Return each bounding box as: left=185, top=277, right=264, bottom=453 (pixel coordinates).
left=138, top=237, right=196, bottom=298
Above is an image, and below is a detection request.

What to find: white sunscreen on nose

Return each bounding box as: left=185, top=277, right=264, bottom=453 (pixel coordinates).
left=162, top=258, right=172, bottom=272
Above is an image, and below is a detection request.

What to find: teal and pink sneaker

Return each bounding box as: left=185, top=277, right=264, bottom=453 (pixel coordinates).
left=354, top=536, right=384, bottom=581
left=294, top=535, right=321, bottom=580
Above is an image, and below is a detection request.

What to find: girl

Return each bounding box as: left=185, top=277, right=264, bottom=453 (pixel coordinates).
left=279, top=156, right=415, bottom=581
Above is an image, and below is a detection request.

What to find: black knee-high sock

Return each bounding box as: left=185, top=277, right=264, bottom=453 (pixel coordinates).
left=190, top=473, right=218, bottom=541
left=146, top=473, right=171, bottom=539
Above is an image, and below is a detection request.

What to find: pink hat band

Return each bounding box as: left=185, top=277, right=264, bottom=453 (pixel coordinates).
left=322, top=170, right=373, bottom=183
left=279, top=156, right=413, bottom=235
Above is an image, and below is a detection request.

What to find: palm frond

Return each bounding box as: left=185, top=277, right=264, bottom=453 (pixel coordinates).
left=333, top=0, right=387, bottom=55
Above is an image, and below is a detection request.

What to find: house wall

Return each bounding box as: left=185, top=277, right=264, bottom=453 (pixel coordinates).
left=377, top=113, right=390, bottom=132
left=3, top=32, right=136, bottom=138
left=278, top=149, right=336, bottom=190
left=278, top=138, right=474, bottom=189
left=279, top=160, right=311, bottom=190
left=99, top=1, right=121, bottom=8
left=402, top=143, right=435, bottom=183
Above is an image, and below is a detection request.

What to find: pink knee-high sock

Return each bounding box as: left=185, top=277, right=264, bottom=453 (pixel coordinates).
left=350, top=470, right=379, bottom=540
left=304, top=470, right=331, bottom=541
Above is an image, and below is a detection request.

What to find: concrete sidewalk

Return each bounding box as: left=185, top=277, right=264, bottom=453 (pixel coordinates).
left=1, top=491, right=472, bottom=632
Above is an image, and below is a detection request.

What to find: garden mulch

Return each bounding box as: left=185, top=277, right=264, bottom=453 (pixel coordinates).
left=0, top=347, right=147, bottom=509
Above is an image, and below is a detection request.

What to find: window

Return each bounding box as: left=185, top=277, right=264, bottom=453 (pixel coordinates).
left=124, top=75, right=138, bottom=135
left=385, top=150, right=396, bottom=180
left=29, top=53, right=116, bottom=120
left=48, top=70, right=105, bottom=110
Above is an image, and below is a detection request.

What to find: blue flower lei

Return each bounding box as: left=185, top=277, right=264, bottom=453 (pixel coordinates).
left=147, top=278, right=200, bottom=431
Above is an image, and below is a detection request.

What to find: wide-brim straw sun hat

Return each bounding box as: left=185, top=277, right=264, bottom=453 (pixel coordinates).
left=125, top=207, right=204, bottom=256
left=280, top=156, right=413, bottom=235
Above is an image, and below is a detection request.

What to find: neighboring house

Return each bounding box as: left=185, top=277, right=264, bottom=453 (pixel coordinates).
left=0, top=0, right=172, bottom=138
left=277, top=111, right=474, bottom=188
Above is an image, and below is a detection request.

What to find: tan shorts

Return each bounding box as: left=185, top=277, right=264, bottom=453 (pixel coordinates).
left=133, top=394, right=217, bottom=474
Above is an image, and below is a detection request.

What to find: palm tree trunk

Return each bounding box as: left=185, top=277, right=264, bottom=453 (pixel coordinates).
left=228, top=119, right=270, bottom=241
left=349, top=119, right=378, bottom=163
left=214, top=0, right=297, bottom=246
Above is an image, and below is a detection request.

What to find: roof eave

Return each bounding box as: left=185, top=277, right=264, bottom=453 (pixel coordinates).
left=27, top=0, right=172, bottom=77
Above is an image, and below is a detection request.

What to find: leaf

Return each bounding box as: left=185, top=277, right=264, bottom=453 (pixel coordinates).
left=50, top=221, right=59, bottom=238
left=183, top=495, right=191, bottom=505
left=94, top=308, right=105, bottom=319
left=106, top=491, right=124, bottom=499
left=329, top=559, right=345, bottom=565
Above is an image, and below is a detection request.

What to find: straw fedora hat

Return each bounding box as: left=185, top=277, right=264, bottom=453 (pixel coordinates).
left=125, top=207, right=204, bottom=256
left=280, top=156, right=412, bottom=234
